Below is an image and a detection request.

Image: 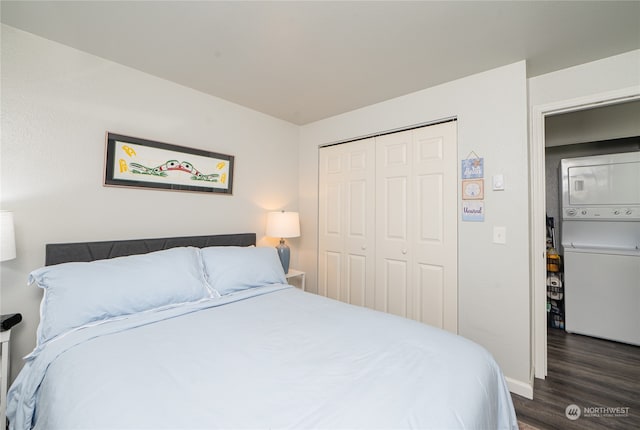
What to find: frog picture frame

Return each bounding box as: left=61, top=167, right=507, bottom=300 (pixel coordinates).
left=104, top=132, right=234, bottom=195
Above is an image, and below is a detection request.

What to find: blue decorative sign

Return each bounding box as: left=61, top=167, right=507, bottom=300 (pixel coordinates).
left=461, top=157, right=484, bottom=179
left=462, top=201, right=485, bottom=222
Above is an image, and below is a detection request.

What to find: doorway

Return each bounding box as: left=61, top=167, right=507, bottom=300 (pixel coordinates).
left=531, top=91, right=640, bottom=379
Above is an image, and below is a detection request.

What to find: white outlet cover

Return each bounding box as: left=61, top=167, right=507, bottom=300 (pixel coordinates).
left=493, top=226, right=506, bottom=244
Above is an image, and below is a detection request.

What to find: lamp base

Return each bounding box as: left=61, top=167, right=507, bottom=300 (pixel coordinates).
left=275, top=238, right=290, bottom=274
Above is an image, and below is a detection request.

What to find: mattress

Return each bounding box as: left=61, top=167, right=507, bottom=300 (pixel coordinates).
left=8, top=284, right=517, bottom=429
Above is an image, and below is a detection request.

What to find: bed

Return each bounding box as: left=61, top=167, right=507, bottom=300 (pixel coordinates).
left=7, top=233, right=518, bottom=430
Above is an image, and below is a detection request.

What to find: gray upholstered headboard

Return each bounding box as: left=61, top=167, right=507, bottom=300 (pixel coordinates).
left=45, top=233, right=256, bottom=266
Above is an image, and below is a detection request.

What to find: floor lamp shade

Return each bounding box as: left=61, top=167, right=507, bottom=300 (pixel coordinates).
left=266, top=211, right=300, bottom=274
left=1, top=211, right=16, bottom=262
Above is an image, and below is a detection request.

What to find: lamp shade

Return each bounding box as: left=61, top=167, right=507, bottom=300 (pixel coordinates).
left=266, top=211, right=300, bottom=238
left=0, top=211, right=16, bottom=262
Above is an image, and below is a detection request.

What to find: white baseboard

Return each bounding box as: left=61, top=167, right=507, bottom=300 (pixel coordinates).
left=506, top=376, right=533, bottom=399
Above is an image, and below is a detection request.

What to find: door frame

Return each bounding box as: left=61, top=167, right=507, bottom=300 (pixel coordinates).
left=530, top=86, right=640, bottom=379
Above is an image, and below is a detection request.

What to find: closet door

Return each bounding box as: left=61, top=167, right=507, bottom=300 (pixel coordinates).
left=374, top=130, right=413, bottom=317
left=318, top=139, right=375, bottom=308
left=375, top=122, right=458, bottom=332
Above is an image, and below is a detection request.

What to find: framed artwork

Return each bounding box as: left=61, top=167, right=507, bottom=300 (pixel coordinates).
left=462, top=179, right=484, bottom=200
left=462, top=201, right=485, bottom=222
left=104, top=133, right=234, bottom=194
left=461, top=156, right=484, bottom=179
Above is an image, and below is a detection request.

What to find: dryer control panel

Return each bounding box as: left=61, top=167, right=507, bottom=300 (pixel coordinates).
left=564, top=207, right=640, bottom=220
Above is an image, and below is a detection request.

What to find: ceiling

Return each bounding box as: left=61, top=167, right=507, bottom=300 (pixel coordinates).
left=2, top=1, right=639, bottom=125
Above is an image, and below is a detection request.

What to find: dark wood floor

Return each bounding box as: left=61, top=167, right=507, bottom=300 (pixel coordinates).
left=512, top=328, right=640, bottom=430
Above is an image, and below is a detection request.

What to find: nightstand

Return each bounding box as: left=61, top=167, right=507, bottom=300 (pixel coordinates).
left=1, top=313, right=22, bottom=430
left=285, top=269, right=306, bottom=291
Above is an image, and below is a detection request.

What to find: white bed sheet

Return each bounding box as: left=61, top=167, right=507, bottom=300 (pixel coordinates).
left=8, top=285, right=517, bottom=429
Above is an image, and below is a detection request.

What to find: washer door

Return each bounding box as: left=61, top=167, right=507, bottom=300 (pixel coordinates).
left=564, top=249, right=640, bottom=345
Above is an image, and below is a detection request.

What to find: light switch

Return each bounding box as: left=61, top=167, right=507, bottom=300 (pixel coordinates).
left=493, top=226, right=506, bottom=244
left=493, top=174, right=505, bottom=191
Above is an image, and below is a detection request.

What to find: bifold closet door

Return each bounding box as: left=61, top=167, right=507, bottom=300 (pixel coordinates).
left=318, top=139, right=375, bottom=308
left=318, top=121, right=457, bottom=333
left=375, top=122, right=458, bottom=333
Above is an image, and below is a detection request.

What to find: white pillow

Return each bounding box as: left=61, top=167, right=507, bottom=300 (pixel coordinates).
left=29, top=247, right=210, bottom=345
left=200, top=246, right=287, bottom=295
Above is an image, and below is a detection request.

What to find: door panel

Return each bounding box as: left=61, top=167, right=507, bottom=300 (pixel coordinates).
left=327, top=153, right=342, bottom=173
left=384, top=258, right=408, bottom=316
left=384, top=177, right=408, bottom=240
left=319, top=140, right=375, bottom=307
left=376, top=130, right=412, bottom=313
left=324, top=251, right=341, bottom=300
left=415, top=263, right=444, bottom=327
left=417, top=136, right=444, bottom=161
left=418, top=123, right=457, bottom=332
left=376, top=122, right=457, bottom=332
left=384, top=142, right=408, bottom=167
left=347, top=254, right=367, bottom=307
left=348, top=180, right=366, bottom=238
left=325, top=183, right=342, bottom=236
left=417, top=173, right=443, bottom=243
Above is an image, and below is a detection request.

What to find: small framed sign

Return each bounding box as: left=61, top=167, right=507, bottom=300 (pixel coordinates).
left=461, top=157, right=484, bottom=179
left=104, top=133, right=234, bottom=194
left=462, top=201, right=485, bottom=222
left=462, top=179, right=484, bottom=200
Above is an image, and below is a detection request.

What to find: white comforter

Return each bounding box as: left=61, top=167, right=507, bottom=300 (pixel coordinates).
left=8, top=285, right=517, bottom=429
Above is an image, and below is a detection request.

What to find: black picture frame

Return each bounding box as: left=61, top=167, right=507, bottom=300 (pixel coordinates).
left=104, top=132, right=234, bottom=194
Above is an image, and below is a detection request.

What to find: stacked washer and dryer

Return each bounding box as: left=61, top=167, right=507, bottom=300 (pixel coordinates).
left=560, top=151, right=640, bottom=346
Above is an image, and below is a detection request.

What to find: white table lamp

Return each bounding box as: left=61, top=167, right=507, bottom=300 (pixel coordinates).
left=0, top=211, right=16, bottom=262
left=266, top=211, right=300, bottom=273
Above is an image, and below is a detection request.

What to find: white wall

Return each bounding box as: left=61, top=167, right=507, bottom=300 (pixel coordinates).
left=299, top=62, right=531, bottom=396
left=529, top=50, right=640, bottom=107
left=0, top=25, right=300, bottom=380
left=545, top=100, right=640, bottom=147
